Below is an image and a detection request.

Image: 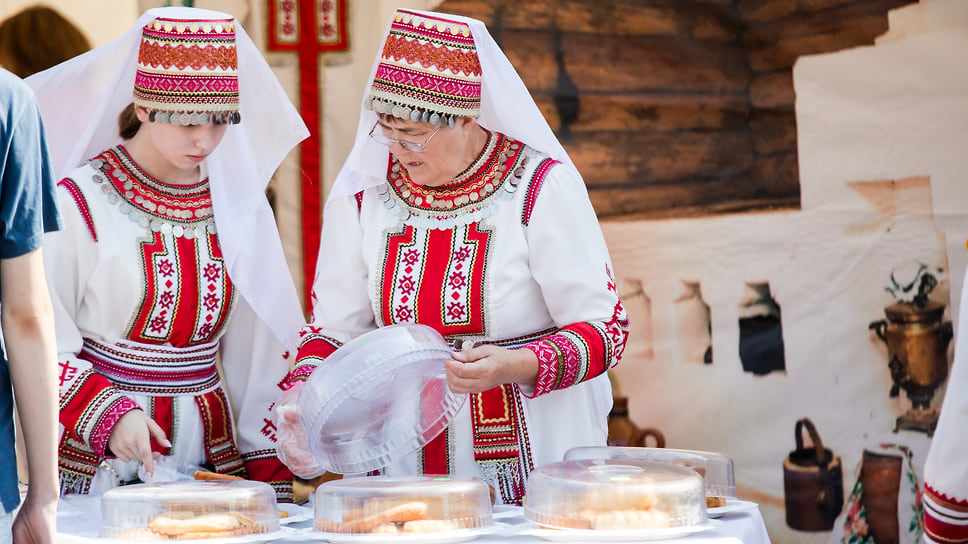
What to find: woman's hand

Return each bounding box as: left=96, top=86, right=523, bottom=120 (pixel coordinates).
left=273, top=384, right=326, bottom=479
left=106, top=409, right=170, bottom=477
left=445, top=344, right=538, bottom=394
left=12, top=491, right=57, bottom=544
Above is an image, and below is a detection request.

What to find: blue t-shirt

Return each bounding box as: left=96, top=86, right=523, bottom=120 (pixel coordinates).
left=0, top=68, right=61, bottom=514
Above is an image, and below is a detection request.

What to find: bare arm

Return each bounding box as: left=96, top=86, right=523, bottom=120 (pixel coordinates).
left=2, top=248, right=59, bottom=543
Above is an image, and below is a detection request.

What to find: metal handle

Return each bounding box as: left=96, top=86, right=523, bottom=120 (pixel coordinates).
left=869, top=319, right=888, bottom=344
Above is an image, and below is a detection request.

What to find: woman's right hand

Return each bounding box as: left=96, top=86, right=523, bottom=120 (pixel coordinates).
left=106, top=409, right=170, bottom=477
left=274, top=383, right=325, bottom=479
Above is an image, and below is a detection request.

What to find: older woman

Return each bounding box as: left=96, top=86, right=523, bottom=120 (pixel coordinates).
left=279, top=9, right=629, bottom=505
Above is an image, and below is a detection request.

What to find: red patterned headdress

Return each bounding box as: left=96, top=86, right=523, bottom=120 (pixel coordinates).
left=365, top=9, right=482, bottom=127
left=134, top=16, right=240, bottom=125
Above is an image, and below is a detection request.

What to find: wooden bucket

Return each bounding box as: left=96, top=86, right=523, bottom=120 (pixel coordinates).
left=782, top=418, right=844, bottom=531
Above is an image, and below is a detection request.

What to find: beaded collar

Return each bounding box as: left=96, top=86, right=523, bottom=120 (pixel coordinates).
left=380, top=129, right=534, bottom=229
left=87, top=146, right=216, bottom=239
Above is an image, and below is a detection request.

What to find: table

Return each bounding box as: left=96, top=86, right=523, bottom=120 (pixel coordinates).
left=57, top=501, right=771, bottom=544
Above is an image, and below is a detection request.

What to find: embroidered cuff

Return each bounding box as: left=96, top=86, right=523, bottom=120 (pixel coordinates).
left=90, top=396, right=140, bottom=458
left=287, top=359, right=322, bottom=387
left=282, top=363, right=317, bottom=389
left=523, top=339, right=562, bottom=398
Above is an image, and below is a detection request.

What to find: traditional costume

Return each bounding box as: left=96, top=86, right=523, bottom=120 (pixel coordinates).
left=922, top=269, right=968, bottom=543
left=285, top=9, right=629, bottom=505
left=26, top=7, right=308, bottom=501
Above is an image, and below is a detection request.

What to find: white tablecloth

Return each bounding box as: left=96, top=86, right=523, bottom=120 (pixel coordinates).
left=56, top=499, right=771, bottom=544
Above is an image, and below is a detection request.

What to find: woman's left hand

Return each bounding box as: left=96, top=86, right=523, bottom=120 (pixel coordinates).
left=445, top=344, right=538, bottom=394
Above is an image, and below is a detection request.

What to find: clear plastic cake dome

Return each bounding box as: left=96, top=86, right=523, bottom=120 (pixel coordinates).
left=313, top=475, right=493, bottom=535
left=99, top=480, right=279, bottom=539
left=523, top=459, right=707, bottom=531
left=564, top=446, right=736, bottom=500
left=297, top=323, right=464, bottom=474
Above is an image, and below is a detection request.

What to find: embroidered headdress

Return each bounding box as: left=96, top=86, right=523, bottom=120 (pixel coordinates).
left=328, top=9, right=574, bottom=203
left=134, top=15, right=240, bottom=125
left=26, top=6, right=307, bottom=350
left=364, top=9, right=482, bottom=127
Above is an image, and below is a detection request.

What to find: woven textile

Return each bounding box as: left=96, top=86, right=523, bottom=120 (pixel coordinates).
left=133, top=16, right=239, bottom=119
left=366, top=9, right=482, bottom=124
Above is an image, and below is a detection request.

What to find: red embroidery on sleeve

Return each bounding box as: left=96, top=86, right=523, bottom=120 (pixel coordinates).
left=58, top=178, right=98, bottom=241
left=521, top=159, right=561, bottom=226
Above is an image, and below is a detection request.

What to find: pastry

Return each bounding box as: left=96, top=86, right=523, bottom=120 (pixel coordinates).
left=192, top=470, right=245, bottom=481
left=147, top=511, right=254, bottom=538
left=706, top=496, right=728, bottom=508
left=313, top=475, right=492, bottom=534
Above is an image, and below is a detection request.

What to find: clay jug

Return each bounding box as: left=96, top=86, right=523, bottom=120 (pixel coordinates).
left=861, top=450, right=902, bottom=544
left=608, top=396, right=666, bottom=447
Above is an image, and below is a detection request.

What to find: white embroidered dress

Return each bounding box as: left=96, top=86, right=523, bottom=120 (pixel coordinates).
left=290, top=130, right=629, bottom=504
left=47, top=146, right=292, bottom=498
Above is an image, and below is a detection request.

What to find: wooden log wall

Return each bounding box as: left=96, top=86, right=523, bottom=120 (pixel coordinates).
left=437, top=0, right=910, bottom=219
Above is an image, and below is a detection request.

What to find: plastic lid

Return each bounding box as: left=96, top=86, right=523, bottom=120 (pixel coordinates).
left=564, top=446, right=736, bottom=498
left=523, top=459, right=707, bottom=531
left=298, top=323, right=464, bottom=474
left=99, top=480, right=279, bottom=539
left=313, top=475, right=493, bottom=534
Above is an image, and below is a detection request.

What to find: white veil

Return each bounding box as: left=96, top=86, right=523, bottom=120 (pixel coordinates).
left=326, top=9, right=575, bottom=205
left=26, top=6, right=308, bottom=350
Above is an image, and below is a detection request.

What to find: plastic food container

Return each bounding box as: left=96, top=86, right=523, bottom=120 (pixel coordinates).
left=524, top=459, right=707, bottom=531
left=314, top=475, right=493, bottom=535
left=564, top=446, right=736, bottom=503
left=99, top=480, right=279, bottom=539
left=297, top=323, right=464, bottom=474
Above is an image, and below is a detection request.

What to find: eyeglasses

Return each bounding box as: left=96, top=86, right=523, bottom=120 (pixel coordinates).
left=368, top=122, right=442, bottom=153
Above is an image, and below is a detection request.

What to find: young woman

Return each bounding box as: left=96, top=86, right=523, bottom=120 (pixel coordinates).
left=26, top=7, right=307, bottom=501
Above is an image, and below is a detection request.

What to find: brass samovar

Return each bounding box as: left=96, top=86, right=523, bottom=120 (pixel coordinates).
left=870, top=299, right=952, bottom=435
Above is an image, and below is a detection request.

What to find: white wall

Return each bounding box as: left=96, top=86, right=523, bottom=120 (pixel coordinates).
left=605, top=9, right=968, bottom=542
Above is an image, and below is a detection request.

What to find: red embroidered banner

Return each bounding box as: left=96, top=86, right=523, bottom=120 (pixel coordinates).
left=266, top=0, right=348, bottom=308
left=267, top=0, right=348, bottom=51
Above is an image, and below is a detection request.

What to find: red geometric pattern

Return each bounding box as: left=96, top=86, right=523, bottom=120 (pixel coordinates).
left=81, top=338, right=221, bottom=395
left=374, top=64, right=481, bottom=100
left=382, top=35, right=480, bottom=76
left=469, top=384, right=527, bottom=505
left=267, top=0, right=347, bottom=51
left=369, top=8, right=481, bottom=119
left=523, top=268, right=628, bottom=399
left=138, top=42, right=237, bottom=71
left=98, top=147, right=212, bottom=222
left=135, top=16, right=239, bottom=114
left=605, top=265, right=631, bottom=364
left=387, top=131, right=519, bottom=213
left=527, top=340, right=562, bottom=398
left=136, top=72, right=238, bottom=94
left=265, top=0, right=348, bottom=306
left=90, top=396, right=140, bottom=458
